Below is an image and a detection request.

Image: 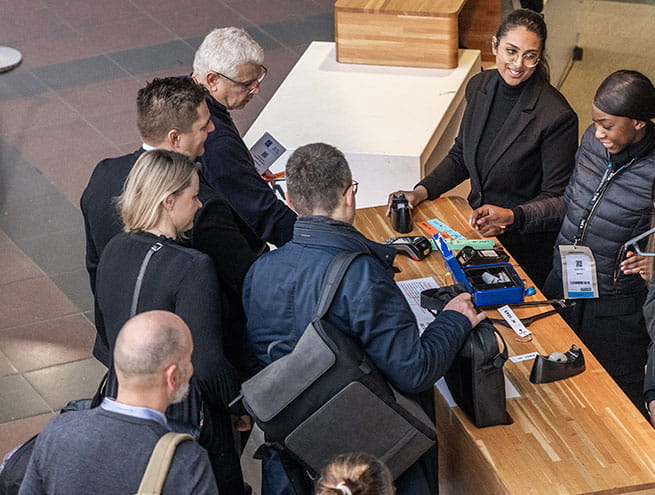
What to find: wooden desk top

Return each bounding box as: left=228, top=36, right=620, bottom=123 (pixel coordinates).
left=354, top=197, right=655, bottom=494
left=335, top=0, right=466, bottom=16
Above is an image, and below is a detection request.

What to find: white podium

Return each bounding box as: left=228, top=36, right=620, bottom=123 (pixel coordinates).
left=244, top=42, right=481, bottom=208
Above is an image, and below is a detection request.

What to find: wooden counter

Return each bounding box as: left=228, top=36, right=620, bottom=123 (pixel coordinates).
left=354, top=196, right=655, bottom=494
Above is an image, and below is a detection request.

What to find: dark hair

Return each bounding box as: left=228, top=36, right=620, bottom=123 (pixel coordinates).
left=286, top=143, right=352, bottom=217
left=494, top=8, right=550, bottom=82
left=316, top=453, right=394, bottom=495
left=594, top=70, right=655, bottom=122
left=136, top=77, right=209, bottom=143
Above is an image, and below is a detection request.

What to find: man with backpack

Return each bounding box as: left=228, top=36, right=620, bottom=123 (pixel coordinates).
left=242, top=142, right=484, bottom=495
left=19, top=311, right=217, bottom=495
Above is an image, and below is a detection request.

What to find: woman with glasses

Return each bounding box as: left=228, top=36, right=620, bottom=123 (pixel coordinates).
left=388, top=8, right=578, bottom=288
left=488, top=70, right=655, bottom=413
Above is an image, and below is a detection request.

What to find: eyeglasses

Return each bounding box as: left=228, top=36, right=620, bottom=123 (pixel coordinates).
left=343, top=181, right=359, bottom=196
left=498, top=44, right=540, bottom=68
left=214, top=65, right=268, bottom=95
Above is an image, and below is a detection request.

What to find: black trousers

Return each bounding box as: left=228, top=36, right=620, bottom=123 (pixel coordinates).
left=200, top=405, right=246, bottom=495
left=543, top=272, right=649, bottom=414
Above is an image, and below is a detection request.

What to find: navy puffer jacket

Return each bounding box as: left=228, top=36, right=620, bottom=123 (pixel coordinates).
left=519, top=123, right=655, bottom=296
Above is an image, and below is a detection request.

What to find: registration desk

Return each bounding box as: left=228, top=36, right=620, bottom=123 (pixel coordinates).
left=354, top=196, right=655, bottom=494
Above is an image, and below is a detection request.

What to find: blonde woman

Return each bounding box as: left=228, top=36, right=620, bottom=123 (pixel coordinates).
left=95, top=149, right=246, bottom=494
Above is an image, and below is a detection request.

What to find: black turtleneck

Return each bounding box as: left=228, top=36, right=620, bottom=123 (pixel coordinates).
left=476, top=72, right=529, bottom=176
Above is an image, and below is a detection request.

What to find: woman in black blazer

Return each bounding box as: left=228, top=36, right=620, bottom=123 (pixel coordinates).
left=389, top=9, right=578, bottom=288
left=95, top=149, right=247, bottom=495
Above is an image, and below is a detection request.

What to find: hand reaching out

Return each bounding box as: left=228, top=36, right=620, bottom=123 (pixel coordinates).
left=470, top=204, right=514, bottom=237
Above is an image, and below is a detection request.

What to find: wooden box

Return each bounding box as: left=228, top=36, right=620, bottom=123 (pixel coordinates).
left=335, top=0, right=467, bottom=69
left=458, top=0, right=502, bottom=63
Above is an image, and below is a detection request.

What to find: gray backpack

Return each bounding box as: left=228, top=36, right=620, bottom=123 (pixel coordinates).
left=236, top=252, right=436, bottom=478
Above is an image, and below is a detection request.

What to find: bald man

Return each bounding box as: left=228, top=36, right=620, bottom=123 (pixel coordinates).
left=20, top=311, right=218, bottom=495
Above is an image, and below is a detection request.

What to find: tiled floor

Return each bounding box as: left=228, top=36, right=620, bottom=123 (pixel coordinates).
left=1, top=0, right=654, bottom=490
left=0, top=0, right=333, bottom=465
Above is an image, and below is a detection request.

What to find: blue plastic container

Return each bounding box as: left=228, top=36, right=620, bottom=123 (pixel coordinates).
left=433, top=233, right=524, bottom=306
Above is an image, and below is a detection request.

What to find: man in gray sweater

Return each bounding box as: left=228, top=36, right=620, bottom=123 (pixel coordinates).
left=20, top=311, right=218, bottom=495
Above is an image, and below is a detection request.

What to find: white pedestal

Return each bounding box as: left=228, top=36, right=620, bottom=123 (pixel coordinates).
left=244, top=42, right=481, bottom=208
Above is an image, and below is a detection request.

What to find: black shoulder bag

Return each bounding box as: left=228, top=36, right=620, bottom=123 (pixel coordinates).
left=421, top=284, right=510, bottom=428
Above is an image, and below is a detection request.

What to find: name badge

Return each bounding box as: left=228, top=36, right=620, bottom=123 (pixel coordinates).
left=249, top=131, right=287, bottom=175
left=559, top=245, right=598, bottom=299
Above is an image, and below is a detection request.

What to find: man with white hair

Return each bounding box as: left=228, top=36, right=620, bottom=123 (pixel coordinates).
left=20, top=311, right=218, bottom=494
left=192, top=27, right=297, bottom=251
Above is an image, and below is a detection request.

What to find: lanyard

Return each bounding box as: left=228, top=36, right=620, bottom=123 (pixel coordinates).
left=573, top=158, right=635, bottom=245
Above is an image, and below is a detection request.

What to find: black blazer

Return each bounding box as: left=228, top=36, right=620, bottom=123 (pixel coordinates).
left=81, top=149, right=144, bottom=294
left=418, top=70, right=578, bottom=210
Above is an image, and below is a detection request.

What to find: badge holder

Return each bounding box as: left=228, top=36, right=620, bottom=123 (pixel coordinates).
left=559, top=245, right=598, bottom=299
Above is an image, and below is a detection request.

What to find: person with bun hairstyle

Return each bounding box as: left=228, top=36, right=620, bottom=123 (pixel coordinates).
left=315, top=453, right=395, bottom=495
left=475, top=70, right=655, bottom=412
left=388, top=8, right=578, bottom=288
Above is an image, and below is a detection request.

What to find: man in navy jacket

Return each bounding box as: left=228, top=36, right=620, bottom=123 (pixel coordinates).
left=192, top=27, right=297, bottom=251
left=243, top=142, right=484, bottom=495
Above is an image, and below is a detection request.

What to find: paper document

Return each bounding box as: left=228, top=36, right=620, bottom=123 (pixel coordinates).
left=249, top=132, right=286, bottom=175
left=396, top=277, right=439, bottom=335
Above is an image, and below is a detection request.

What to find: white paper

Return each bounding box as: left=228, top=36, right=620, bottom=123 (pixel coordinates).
left=509, top=352, right=538, bottom=363
left=497, top=305, right=532, bottom=338
left=249, top=131, right=286, bottom=174
left=396, top=277, right=439, bottom=335
left=436, top=374, right=520, bottom=408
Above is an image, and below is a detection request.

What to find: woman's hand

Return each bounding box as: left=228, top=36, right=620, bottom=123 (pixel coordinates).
left=620, top=250, right=649, bottom=279
left=470, top=204, right=514, bottom=237
left=648, top=400, right=655, bottom=427
left=386, top=186, right=428, bottom=216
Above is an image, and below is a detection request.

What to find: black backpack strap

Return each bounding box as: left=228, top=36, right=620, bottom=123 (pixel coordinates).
left=312, top=252, right=363, bottom=320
